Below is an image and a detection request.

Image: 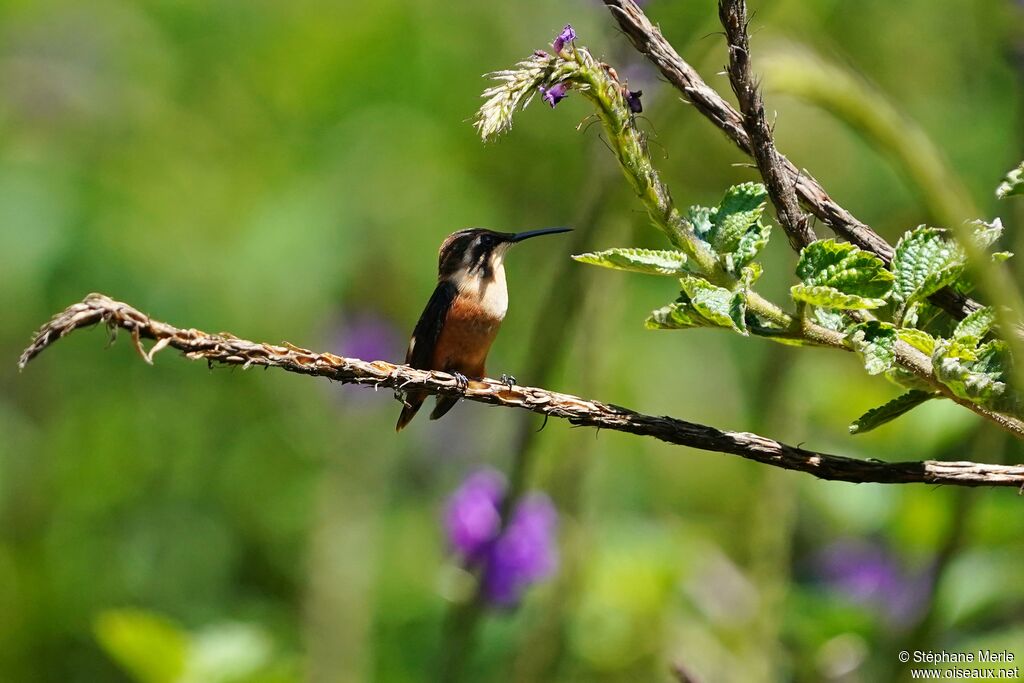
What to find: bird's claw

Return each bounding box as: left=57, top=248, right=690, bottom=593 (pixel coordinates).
left=453, top=371, right=469, bottom=392
left=499, top=373, right=516, bottom=391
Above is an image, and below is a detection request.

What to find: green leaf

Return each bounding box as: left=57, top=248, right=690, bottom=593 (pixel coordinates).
left=849, top=390, right=935, bottom=434
left=688, top=205, right=714, bottom=240
left=680, top=275, right=747, bottom=334
left=646, top=301, right=702, bottom=330
left=572, top=248, right=688, bottom=275
left=689, top=184, right=772, bottom=273
left=896, top=328, right=936, bottom=356
left=726, top=214, right=771, bottom=273
left=708, top=182, right=768, bottom=254
left=954, top=306, right=996, bottom=343
left=996, top=161, right=1024, bottom=199
left=95, top=609, right=188, bottom=683
left=812, top=307, right=847, bottom=332
left=793, top=239, right=892, bottom=308
left=646, top=276, right=747, bottom=334
left=791, top=284, right=886, bottom=309
left=891, top=227, right=965, bottom=307
left=932, top=339, right=1008, bottom=406
left=848, top=321, right=897, bottom=375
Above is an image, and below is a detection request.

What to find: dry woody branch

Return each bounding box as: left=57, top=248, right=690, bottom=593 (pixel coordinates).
left=18, top=294, right=1024, bottom=489
left=719, top=0, right=815, bottom=251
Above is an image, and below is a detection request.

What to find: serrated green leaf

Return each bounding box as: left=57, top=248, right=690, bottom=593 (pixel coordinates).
left=996, top=161, right=1024, bottom=199
left=891, top=227, right=965, bottom=307
left=848, top=321, right=897, bottom=375
left=933, top=339, right=1008, bottom=406
left=708, top=182, right=768, bottom=254
left=645, top=296, right=746, bottom=334
left=688, top=205, right=714, bottom=240
left=849, top=390, right=935, bottom=434
left=897, top=328, right=937, bottom=355
left=689, top=184, right=772, bottom=273
left=791, top=284, right=887, bottom=309
left=812, top=307, right=847, bottom=332
left=572, top=248, right=687, bottom=275
left=794, top=239, right=893, bottom=308
left=645, top=301, right=702, bottom=330
left=680, top=275, right=747, bottom=334
left=645, top=278, right=747, bottom=334
left=726, top=218, right=771, bottom=273
left=954, top=306, right=995, bottom=343
left=95, top=609, right=188, bottom=683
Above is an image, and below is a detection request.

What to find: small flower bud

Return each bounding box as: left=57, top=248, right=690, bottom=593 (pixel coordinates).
left=625, top=88, right=644, bottom=114
left=552, top=24, right=576, bottom=54
left=539, top=82, right=569, bottom=108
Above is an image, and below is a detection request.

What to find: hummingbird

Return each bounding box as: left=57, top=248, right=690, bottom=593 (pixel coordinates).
left=395, top=226, right=571, bottom=431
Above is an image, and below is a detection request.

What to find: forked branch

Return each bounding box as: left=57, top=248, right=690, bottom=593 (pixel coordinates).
left=601, top=0, right=983, bottom=320
left=17, top=294, right=1024, bottom=488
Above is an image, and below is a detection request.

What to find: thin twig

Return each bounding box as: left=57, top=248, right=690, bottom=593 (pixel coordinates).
left=600, top=0, right=983, bottom=320
left=719, top=0, right=815, bottom=251
left=17, top=293, right=1024, bottom=488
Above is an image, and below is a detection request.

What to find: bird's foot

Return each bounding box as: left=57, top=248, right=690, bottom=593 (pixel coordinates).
left=499, top=373, right=517, bottom=391
left=452, top=371, right=470, bottom=393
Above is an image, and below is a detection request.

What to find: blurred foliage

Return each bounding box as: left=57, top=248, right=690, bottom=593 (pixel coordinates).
left=1, top=0, right=1023, bottom=682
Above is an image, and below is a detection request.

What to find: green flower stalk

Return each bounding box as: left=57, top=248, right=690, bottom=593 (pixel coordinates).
left=475, top=38, right=719, bottom=275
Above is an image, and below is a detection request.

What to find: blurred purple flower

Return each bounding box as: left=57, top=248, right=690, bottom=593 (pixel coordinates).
left=552, top=24, right=576, bottom=53
left=333, top=311, right=403, bottom=362
left=814, top=539, right=932, bottom=628
left=625, top=89, right=643, bottom=113
left=539, top=82, right=569, bottom=108
left=482, top=493, right=559, bottom=606
left=444, top=469, right=505, bottom=561
left=443, top=470, right=559, bottom=607
left=325, top=310, right=403, bottom=410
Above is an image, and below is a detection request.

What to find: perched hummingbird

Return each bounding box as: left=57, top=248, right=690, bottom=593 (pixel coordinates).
left=396, top=226, right=571, bottom=431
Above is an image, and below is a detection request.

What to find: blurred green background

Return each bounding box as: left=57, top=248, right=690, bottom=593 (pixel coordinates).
left=2, top=0, right=1023, bottom=681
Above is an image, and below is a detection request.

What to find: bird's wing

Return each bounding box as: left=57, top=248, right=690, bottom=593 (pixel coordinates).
left=406, top=280, right=458, bottom=369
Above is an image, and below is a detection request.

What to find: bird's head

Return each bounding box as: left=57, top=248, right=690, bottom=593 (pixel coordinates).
left=437, top=227, right=571, bottom=281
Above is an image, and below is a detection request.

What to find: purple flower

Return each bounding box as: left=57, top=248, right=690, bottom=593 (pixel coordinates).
left=444, top=469, right=505, bottom=560
left=625, top=89, right=643, bottom=114
left=482, top=494, right=559, bottom=606
left=442, top=471, right=559, bottom=607
left=552, top=24, right=576, bottom=53
left=332, top=311, right=402, bottom=362
left=539, top=82, right=569, bottom=108
left=324, top=310, right=403, bottom=409
left=813, top=539, right=932, bottom=628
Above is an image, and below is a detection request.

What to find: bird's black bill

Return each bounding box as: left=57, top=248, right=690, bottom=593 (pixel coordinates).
left=509, top=227, right=572, bottom=243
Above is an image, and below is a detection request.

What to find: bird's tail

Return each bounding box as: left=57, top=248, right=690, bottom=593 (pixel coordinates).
left=429, top=395, right=459, bottom=421
left=396, top=390, right=427, bottom=432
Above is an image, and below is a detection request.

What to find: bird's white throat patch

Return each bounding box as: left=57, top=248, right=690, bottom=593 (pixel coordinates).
left=453, top=251, right=508, bottom=319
